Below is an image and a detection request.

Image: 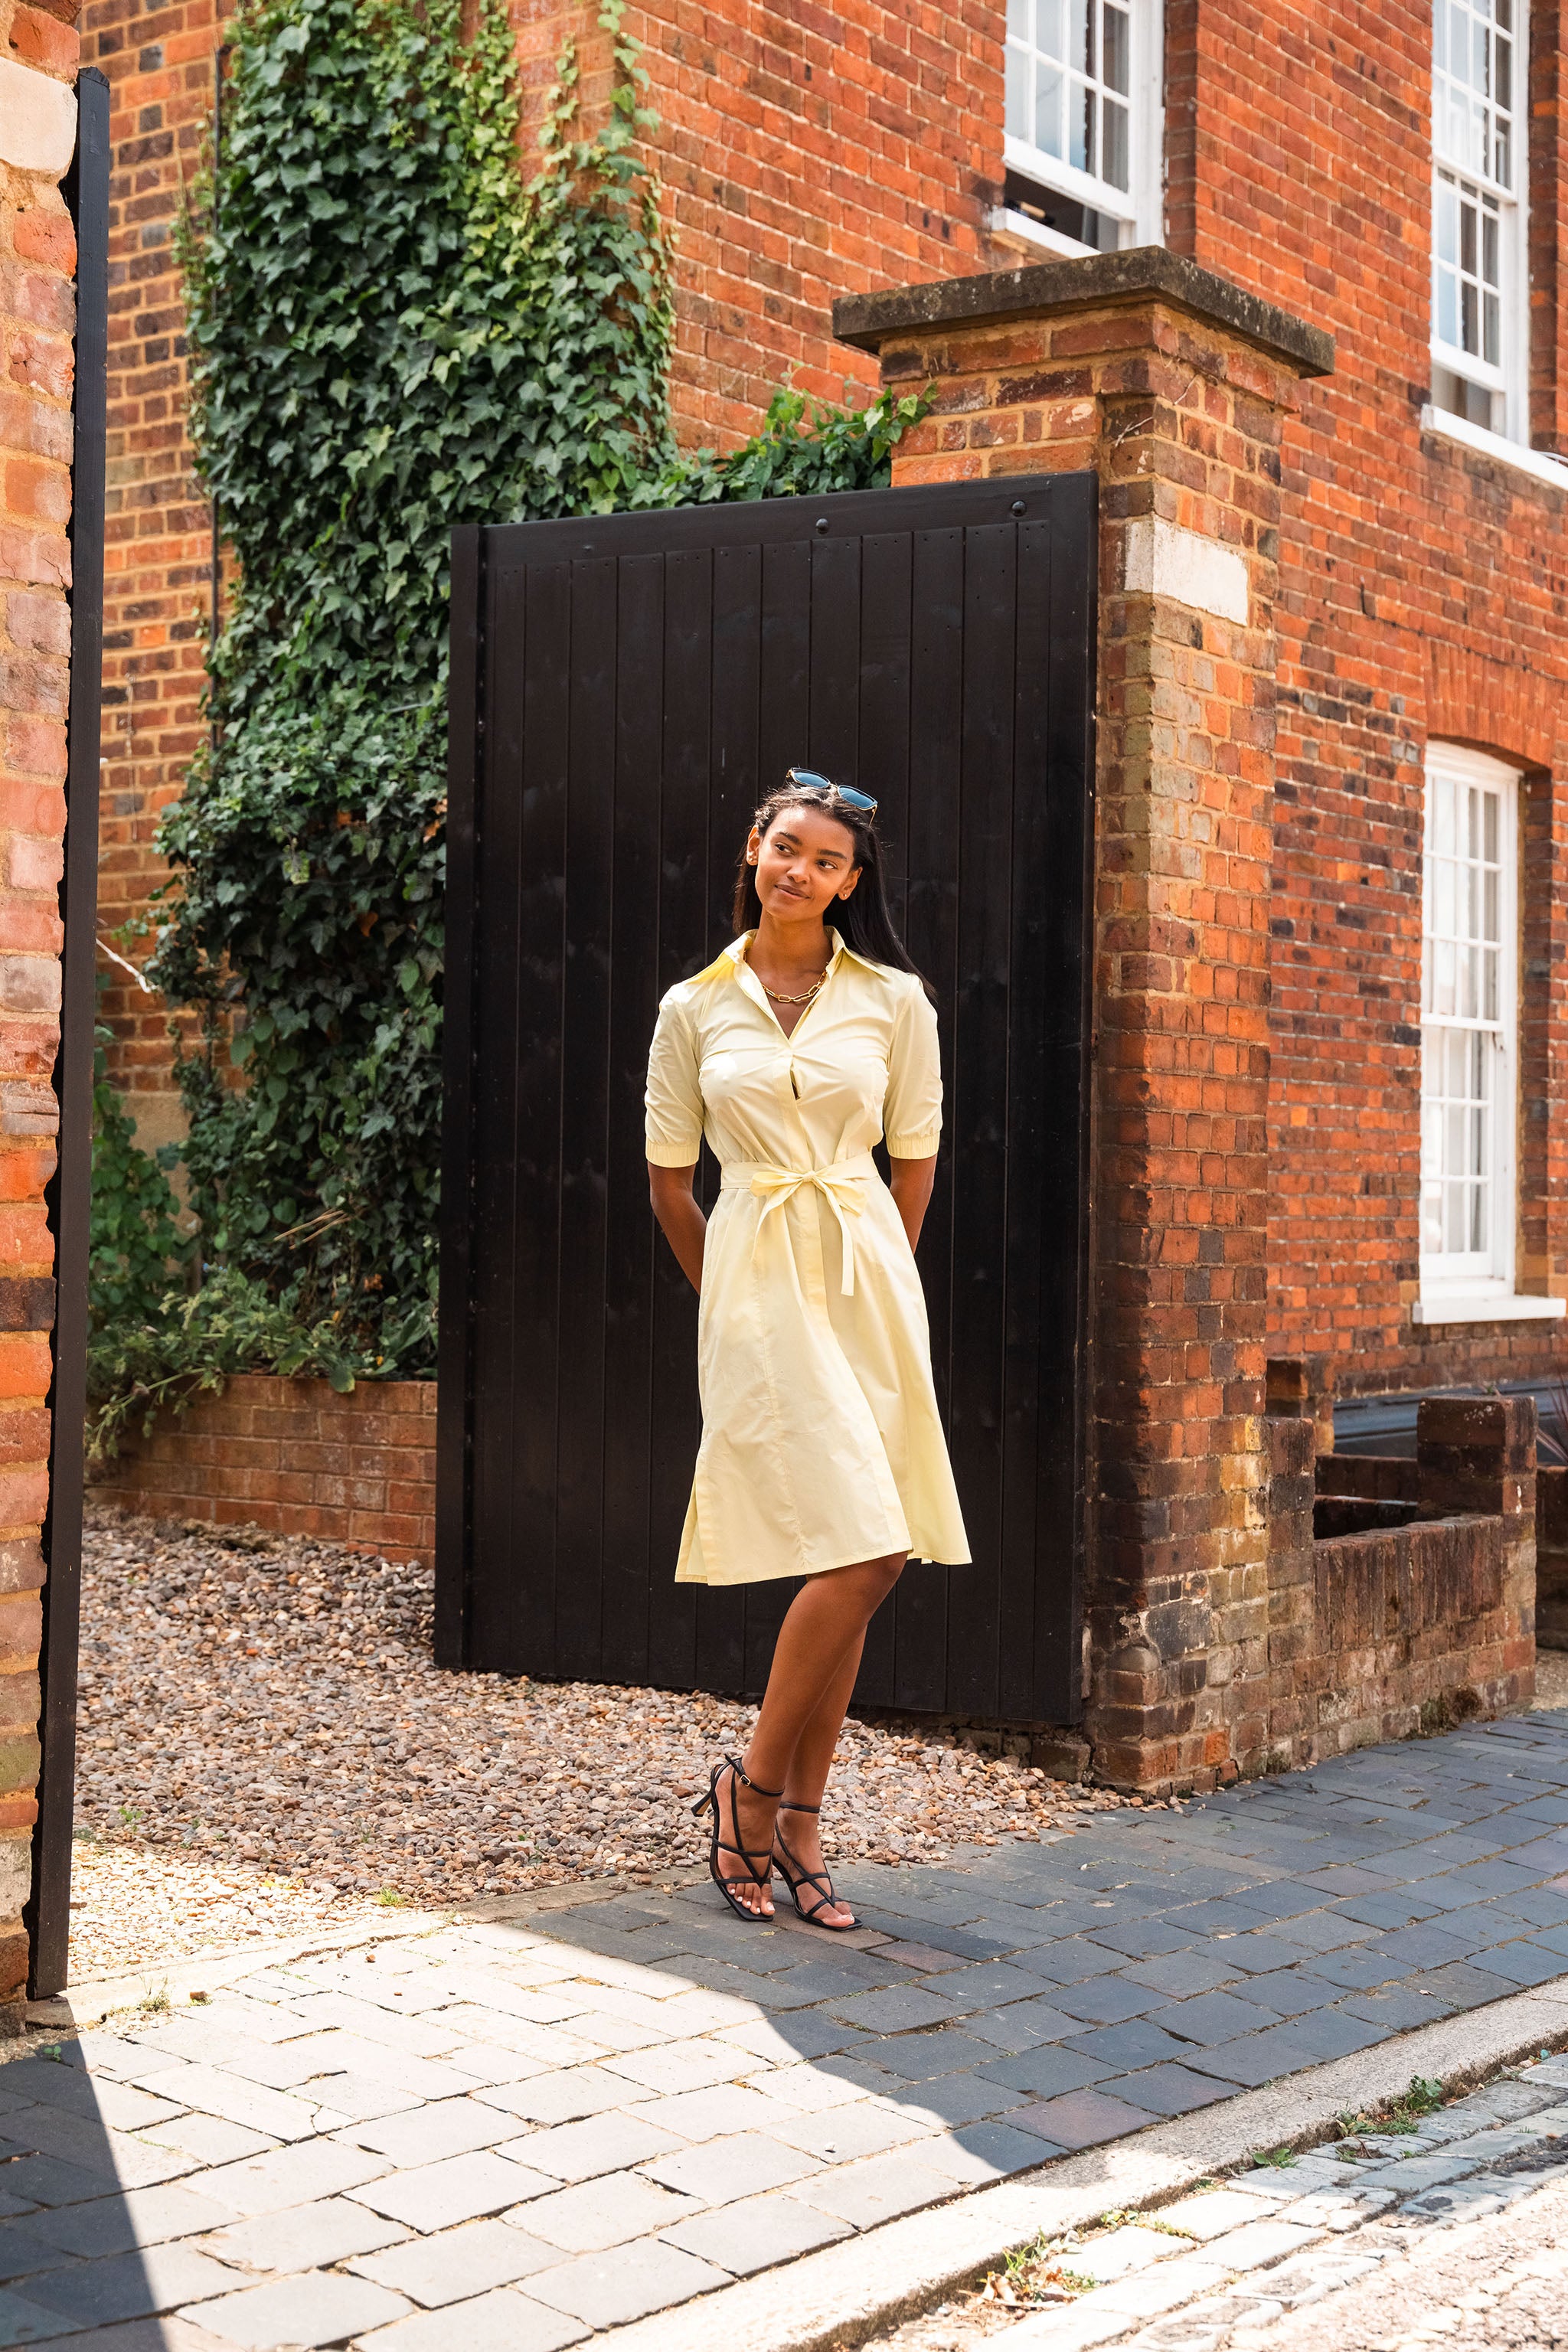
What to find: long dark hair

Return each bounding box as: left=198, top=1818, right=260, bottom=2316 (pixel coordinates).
left=731, top=785, right=931, bottom=993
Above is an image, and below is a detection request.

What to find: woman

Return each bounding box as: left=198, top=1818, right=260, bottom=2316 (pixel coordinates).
left=645, top=770, right=970, bottom=1929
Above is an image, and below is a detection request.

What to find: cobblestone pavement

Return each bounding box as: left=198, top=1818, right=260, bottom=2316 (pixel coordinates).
left=3, top=1707, right=1568, bottom=2344
left=876, top=2058, right=1568, bottom=2350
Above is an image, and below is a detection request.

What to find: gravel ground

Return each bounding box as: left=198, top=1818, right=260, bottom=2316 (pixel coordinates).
left=73, top=1505, right=1151, bottom=1981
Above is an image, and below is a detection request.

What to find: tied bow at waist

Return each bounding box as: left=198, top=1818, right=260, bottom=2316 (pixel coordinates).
left=720, top=1152, right=880, bottom=1296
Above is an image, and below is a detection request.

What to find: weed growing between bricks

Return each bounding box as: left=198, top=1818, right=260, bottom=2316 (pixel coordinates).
left=74, top=1506, right=1152, bottom=1977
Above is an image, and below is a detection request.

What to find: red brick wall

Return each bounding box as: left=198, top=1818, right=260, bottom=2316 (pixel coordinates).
left=1164, top=0, right=1568, bottom=1394
left=523, top=0, right=1018, bottom=448
left=89, top=1374, right=437, bottom=1560
left=78, top=0, right=1025, bottom=1123
left=73, top=0, right=1568, bottom=1415
left=80, top=0, right=222, bottom=1153
left=0, top=3, right=80, bottom=2022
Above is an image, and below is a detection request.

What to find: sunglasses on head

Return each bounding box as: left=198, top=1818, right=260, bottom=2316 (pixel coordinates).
left=783, top=767, right=878, bottom=818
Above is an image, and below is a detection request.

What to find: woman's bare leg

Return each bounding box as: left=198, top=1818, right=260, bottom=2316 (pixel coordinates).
left=768, top=1628, right=867, bottom=1927
left=719, top=1553, right=904, bottom=1919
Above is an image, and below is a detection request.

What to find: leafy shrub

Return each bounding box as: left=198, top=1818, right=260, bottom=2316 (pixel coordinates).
left=88, top=1030, right=191, bottom=1330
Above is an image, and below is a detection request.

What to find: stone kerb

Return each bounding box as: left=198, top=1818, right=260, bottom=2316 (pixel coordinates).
left=836, top=252, right=1334, bottom=1795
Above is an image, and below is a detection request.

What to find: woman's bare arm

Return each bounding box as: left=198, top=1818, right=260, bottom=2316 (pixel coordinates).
left=887, top=1153, right=937, bottom=1253
left=648, top=1162, right=706, bottom=1292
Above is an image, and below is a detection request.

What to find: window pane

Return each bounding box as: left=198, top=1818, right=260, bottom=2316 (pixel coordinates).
left=1102, top=2, right=1129, bottom=93
left=1103, top=96, right=1129, bottom=188
left=1436, top=179, right=1459, bottom=263
left=1034, top=60, right=1064, bottom=155
left=1069, top=0, right=1089, bottom=70
left=1072, top=80, right=1093, bottom=174
left=1006, top=43, right=1029, bottom=139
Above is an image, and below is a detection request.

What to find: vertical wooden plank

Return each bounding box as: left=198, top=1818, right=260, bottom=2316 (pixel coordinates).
left=808, top=534, right=861, bottom=782
left=759, top=537, right=811, bottom=797
left=946, top=521, right=1017, bottom=1717
left=435, top=525, right=482, bottom=1668
left=707, top=541, right=767, bottom=1691
left=600, top=554, right=665, bottom=1687
left=554, top=559, right=617, bottom=1678
left=998, top=515, right=1050, bottom=1720
left=1036, top=472, right=1097, bottom=1723
left=858, top=532, right=913, bottom=920
left=648, top=549, right=712, bottom=1692
left=852, top=529, right=911, bottom=1709
left=506, top=562, right=573, bottom=1674
left=466, top=557, right=529, bottom=1672
left=891, top=527, right=965, bottom=1714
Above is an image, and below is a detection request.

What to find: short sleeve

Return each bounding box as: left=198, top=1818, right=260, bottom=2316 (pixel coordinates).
left=884, top=979, right=942, bottom=1158
left=645, top=992, right=704, bottom=1166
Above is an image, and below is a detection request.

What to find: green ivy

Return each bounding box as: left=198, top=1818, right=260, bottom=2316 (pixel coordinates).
left=118, top=0, right=927, bottom=1416
left=87, top=1027, right=191, bottom=1330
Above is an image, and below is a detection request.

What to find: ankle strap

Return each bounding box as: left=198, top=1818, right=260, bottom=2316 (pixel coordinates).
left=727, top=1753, right=783, bottom=1799
left=778, top=1797, right=821, bottom=1814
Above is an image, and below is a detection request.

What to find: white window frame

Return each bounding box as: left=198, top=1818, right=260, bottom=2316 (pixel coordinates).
left=1000, top=0, right=1163, bottom=256
left=1414, top=743, right=1563, bottom=1326
left=1430, top=0, right=1530, bottom=446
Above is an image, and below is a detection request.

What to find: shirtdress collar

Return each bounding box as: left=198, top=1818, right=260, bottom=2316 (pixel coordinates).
left=694, top=929, right=877, bottom=1011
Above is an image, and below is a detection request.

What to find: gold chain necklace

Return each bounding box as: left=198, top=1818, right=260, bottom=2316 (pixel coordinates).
left=762, top=970, right=828, bottom=1007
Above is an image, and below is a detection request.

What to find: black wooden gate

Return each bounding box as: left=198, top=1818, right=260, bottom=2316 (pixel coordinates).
left=437, top=472, right=1096, bottom=1724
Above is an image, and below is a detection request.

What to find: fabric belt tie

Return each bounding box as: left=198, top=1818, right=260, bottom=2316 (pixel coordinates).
left=721, top=1152, right=879, bottom=1297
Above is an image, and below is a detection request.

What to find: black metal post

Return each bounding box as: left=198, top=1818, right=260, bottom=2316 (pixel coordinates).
left=27, top=67, right=111, bottom=2000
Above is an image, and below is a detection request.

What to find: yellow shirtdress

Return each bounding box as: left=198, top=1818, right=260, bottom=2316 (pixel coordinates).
left=644, top=929, right=972, bottom=1587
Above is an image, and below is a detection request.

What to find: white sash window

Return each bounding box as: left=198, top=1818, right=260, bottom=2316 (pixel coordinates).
left=1430, top=0, right=1527, bottom=442
left=1001, top=0, right=1161, bottom=256
left=1416, top=745, right=1561, bottom=1325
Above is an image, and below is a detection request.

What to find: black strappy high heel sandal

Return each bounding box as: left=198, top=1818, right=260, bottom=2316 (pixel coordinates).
left=771, top=1798, right=857, bottom=1932
left=691, top=1754, right=781, bottom=1922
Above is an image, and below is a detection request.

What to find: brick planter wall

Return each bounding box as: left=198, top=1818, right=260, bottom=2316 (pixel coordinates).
left=89, top=1375, right=437, bottom=1562
left=1260, top=1395, right=1536, bottom=1773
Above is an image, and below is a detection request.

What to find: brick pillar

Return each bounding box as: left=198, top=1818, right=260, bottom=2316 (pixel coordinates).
left=0, top=18, right=80, bottom=2024
left=1266, top=1354, right=1335, bottom=1459
left=836, top=250, right=1334, bottom=1792
left=1265, top=1416, right=1316, bottom=1768
left=1418, top=1393, right=1537, bottom=1709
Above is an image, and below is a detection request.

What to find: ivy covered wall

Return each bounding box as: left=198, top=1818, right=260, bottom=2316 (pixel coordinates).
left=89, top=0, right=925, bottom=1443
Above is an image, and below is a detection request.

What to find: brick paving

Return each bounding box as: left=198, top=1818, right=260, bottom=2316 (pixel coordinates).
left=2, top=1709, right=1568, bottom=2344
left=874, top=2056, right=1568, bottom=2347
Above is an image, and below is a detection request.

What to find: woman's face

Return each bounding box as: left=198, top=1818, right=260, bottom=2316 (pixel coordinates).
left=747, top=803, right=862, bottom=926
